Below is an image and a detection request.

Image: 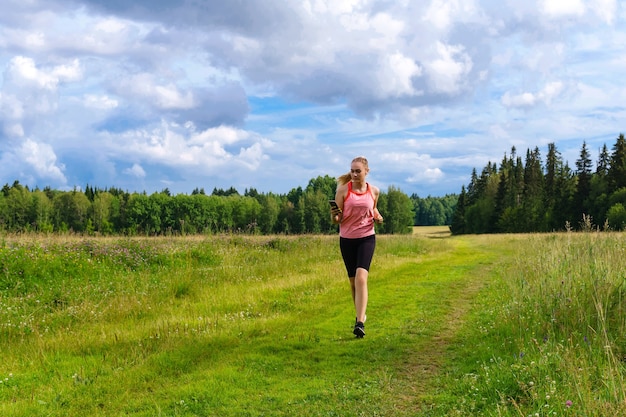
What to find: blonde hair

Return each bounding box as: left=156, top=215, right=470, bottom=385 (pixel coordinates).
left=337, top=156, right=369, bottom=185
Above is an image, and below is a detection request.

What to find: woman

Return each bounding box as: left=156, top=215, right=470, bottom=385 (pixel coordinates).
left=331, top=156, right=383, bottom=338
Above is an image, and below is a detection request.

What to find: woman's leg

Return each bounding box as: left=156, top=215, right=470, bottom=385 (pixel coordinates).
left=354, top=267, right=368, bottom=323
left=341, top=236, right=372, bottom=336
left=349, top=276, right=356, bottom=306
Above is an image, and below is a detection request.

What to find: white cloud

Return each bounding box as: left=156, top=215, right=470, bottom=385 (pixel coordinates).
left=94, top=17, right=129, bottom=34
left=423, top=167, right=444, bottom=181
left=51, top=59, right=82, bottom=82
left=83, top=94, right=118, bottom=110
left=368, top=13, right=405, bottom=50
left=406, top=167, right=445, bottom=184
left=376, top=52, right=422, bottom=98
left=378, top=150, right=445, bottom=185
left=501, top=81, right=565, bottom=108
left=306, top=0, right=364, bottom=15
left=425, top=42, right=473, bottom=95
left=2, top=123, right=24, bottom=137
left=114, top=73, right=195, bottom=109
left=6, top=56, right=58, bottom=90
left=424, top=0, right=481, bottom=31
left=0, top=91, right=26, bottom=137
left=18, top=138, right=67, bottom=183
left=591, top=0, right=617, bottom=24
left=0, top=92, right=24, bottom=120
left=70, top=14, right=150, bottom=56
left=502, top=92, right=536, bottom=108
left=106, top=123, right=272, bottom=176
left=24, top=32, right=46, bottom=48
left=540, top=0, right=586, bottom=18
left=236, top=142, right=267, bottom=170
left=190, top=125, right=250, bottom=147
left=123, top=163, right=146, bottom=178
left=1, top=56, right=85, bottom=139
left=6, top=56, right=82, bottom=90
left=524, top=43, right=565, bottom=74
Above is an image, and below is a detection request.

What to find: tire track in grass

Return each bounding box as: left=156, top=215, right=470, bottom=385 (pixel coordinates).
left=380, top=236, right=502, bottom=414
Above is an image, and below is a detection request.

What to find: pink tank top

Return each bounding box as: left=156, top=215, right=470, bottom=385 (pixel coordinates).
left=340, top=182, right=376, bottom=239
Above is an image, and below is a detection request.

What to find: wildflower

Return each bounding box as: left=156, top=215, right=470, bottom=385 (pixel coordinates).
left=566, top=400, right=573, bottom=407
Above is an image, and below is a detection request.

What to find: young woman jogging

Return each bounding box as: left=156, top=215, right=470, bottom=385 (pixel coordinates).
left=331, top=156, right=383, bottom=338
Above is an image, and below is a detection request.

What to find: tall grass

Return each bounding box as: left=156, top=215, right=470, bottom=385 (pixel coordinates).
left=434, top=232, right=626, bottom=416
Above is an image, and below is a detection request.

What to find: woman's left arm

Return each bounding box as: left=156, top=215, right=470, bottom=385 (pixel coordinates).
left=372, top=186, right=383, bottom=224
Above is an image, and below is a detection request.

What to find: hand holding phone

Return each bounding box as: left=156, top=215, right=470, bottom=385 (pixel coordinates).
left=329, top=200, right=342, bottom=213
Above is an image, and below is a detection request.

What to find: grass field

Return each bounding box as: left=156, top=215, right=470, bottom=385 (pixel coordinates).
left=1, top=230, right=625, bottom=416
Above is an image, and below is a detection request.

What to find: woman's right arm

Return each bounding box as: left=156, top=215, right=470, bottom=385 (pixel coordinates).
left=332, top=184, right=348, bottom=224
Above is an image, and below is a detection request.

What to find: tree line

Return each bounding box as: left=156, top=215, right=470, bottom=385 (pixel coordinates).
left=451, top=133, right=626, bottom=234
left=412, top=193, right=457, bottom=226
left=0, top=175, right=458, bottom=235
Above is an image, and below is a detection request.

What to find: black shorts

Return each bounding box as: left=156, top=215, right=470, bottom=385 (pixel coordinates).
left=339, top=234, right=376, bottom=278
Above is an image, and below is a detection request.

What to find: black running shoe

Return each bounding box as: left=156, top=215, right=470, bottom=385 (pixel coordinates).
left=353, top=321, right=365, bottom=338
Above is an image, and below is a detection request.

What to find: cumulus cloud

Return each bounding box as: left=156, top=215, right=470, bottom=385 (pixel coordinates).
left=123, top=163, right=146, bottom=178
left=376, top=52, right=422, bottom=98
left=1, top=56, right=84, bottom=140
left=501, top=81, right=565, bottom=108
left=424, top=42, right=473, bottom=95
left=103, top=123, right=272, bottom=175
left=83, top=94, right=119, bottom=110
left=6, top=56, right=82, bottom=90
left=113, top=73, right=195, bottom=110
left=0, top=92, right=25, bottom=137
left=539, top=0, right=616, bottom=24
left=424, top=0, right=483, bottom=31
left=423, top=167, right=444, bottom=181
left=17, top=138, right=67, bottom=183
left=376, top=150, right=446, bottom=186
left=540, top=0, right=586, bottom=18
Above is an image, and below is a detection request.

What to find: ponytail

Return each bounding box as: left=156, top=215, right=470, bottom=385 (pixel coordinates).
left=337, top=172, right=352, bottom=185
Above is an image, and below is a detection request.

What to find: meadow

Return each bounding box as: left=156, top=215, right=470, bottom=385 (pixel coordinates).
left=1, top=228, right=625, bottom=416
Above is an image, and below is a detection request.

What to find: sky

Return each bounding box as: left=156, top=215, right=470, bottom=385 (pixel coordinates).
left=0, top=0, right=625, bottom=197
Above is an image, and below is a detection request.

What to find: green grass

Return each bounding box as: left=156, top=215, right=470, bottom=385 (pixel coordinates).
left=0, top=231, right=625, bottom=416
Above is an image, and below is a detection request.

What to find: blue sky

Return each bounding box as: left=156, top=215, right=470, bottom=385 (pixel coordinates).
left=0, top=0, right=624, bottom=197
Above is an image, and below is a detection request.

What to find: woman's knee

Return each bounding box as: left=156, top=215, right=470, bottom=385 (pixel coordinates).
left=355, top=268, right=368, bottom=282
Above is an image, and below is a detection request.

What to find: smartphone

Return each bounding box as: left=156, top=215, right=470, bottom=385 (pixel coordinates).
left=329, top=200, right=341, bottom=212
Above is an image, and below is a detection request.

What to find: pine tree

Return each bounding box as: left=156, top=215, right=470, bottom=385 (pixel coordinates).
left=543, top=143, right=563, bottom=230
left=466, top=168, right=479, bottom=205
left=553, top=163, right=576, bottom=229
left=596, top=144, right=610, bottom=176
left=589, top=144, right=611, bottom=226
left=574, top=141, right=593, bottom=223
left=608, top=133, right=626, bottom=193
left=522, top=147, right=545, bottom=231
left=492, top=155, right=510, bottom=232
